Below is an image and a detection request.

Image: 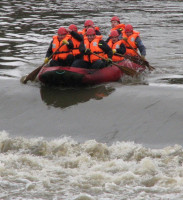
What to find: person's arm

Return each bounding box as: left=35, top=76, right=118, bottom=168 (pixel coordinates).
left=67, top=39, right=74, bottom=49
left=98, top=40, right=113, bottom=59
left=116, top=43, right=126, bottom=55
left=105, top=36, right=111, bottom=43
left=136, top=36, right=146, bottom=56
left=95, top=27, right=101, bottom=35
left=70, top=31, right=83, bottom=41
left=45, top=41, right=53, bottom=58
left=79, top=41, right=86, bottom=54
left=95, top=30, right=101, bottom=35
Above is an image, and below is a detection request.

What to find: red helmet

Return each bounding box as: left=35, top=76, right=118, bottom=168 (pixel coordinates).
left=84, top=20, right=94, bottom=27
left=125, top=24, right=133, bottom=33
left=110, top=30, right=119, bottom=37
left=69, top=24, right=78, bottom=32
left=111, top=16, right=120, bottom=23
left=86, top=28, right=96, bottom=35
left=57, top=27, right=67, bottom=35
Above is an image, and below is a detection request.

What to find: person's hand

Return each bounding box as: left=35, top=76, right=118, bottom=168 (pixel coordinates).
left=44, top=57, right=49, bottom=64
left=112, top=49, right=116, bottom=54
left=62, top=40, right=69, bottom=45
left=122, top=37, right=128, bottom=41
left=85, top=48, right=91, bottom=55
left=107, top=58, right=112, bottom=65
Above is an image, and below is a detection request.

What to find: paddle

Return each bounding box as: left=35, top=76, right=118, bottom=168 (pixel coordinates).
left=124, top=39, right=155, bottom=71
left=114, top=52, right=148, bottom=67
left=91, top=52, right=138, bottom=77
left=21, top=43, right=64, bottom=84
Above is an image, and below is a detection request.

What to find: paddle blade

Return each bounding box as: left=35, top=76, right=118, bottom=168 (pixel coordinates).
left=124, top=55, right=155, bottom=71
left=112, top=62, right=138, bottom=77
left=20, top=65, right=43, bottom=84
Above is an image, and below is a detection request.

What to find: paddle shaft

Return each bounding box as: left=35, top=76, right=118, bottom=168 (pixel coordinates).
left=22, top=43, right=64, bottom=84
left=113, top=52, right=141, bottom=64
left=91, top=52, right=137, bottom=77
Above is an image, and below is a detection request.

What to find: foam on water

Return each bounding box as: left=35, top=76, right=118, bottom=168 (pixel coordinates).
left=1, top=131, right=183, bottom=199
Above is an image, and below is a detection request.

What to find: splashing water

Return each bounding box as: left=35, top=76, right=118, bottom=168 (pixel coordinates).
left=1, top=131, right=183, bottom=199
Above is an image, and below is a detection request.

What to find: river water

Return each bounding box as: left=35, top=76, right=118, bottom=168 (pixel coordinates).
left=0, top=0, right=183, bottom=199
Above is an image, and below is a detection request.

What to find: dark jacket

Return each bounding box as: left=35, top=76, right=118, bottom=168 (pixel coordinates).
left=115, top=42, right=126, bottom=55
left=135, top=36, right=146, bottom=56
left=70, top=31, right=83, bottom=41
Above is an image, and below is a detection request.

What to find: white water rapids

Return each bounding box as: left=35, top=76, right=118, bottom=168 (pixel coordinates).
left=1, top=131, right=183, bottom=199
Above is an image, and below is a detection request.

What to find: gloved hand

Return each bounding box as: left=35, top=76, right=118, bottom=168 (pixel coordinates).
left=44, top=57, right=49, bottom=64
left=122, top=37, right=128, bottom=41
left=85, top=48, right=91, bottom=55
left=112, top=49, right=116, bottom=54
left=62, top=40, right=69, bottom=45
left=107, top=58, right=112, bottom=65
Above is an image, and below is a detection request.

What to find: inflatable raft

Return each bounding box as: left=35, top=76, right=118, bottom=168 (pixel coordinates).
left=38, top=60, right=145, bottom=86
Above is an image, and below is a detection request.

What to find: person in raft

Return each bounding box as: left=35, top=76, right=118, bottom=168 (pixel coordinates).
left=122, top=24, right=146, bottom=59
left=106, top=16, right=125, bottom=43
left=81, top=19, right=101, bottom=36
left=44, top=27, right=74, bottom=67
left=66, top=24, right=84, bottom=62
left=71, top=28, right=113, bottom=69
left=107, top=30, right=126, bottom=62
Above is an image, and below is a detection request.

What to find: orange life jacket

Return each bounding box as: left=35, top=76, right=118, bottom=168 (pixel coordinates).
left=70, top=35, right=81, bottom=56
left=83, top=35, right=105, bottom=63
left=110, top=24, right=125, bottom=33
left=122, top=30, right=140, bottom=56
left=52, top=35, right=71, bottom=60
left=108, top=39, right=125, bottom=62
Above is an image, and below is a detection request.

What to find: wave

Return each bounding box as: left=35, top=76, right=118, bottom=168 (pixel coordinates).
left=1, top=131, right=183, bottom=199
